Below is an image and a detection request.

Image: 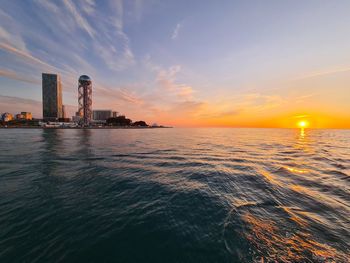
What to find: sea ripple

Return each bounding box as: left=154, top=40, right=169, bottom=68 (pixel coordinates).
left=0, top=128, right=349, bottom=262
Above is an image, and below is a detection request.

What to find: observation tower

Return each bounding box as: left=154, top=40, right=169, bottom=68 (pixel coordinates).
left=78, top=75, right=92, bottom=126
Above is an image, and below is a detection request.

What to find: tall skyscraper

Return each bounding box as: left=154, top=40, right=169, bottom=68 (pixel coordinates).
left=78, top=75, right=92, bottom=125
left=42, top=73, right=63, bottom=121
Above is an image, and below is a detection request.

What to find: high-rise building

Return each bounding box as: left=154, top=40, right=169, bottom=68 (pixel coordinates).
left=78, top=75, right=92, bottom=125
left=42, top=73, right=63, bottom=121
left=93, top=110, right=112, bottom=121
left=112, top=111, right=118, bottom=118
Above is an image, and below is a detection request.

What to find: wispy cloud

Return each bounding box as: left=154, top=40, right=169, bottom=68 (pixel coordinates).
left=234, top=93, right=285, bottom=112
left=293, top=114, right=310, bottom=119
left=80, top=0, right=96, bottom=15
left=196, top=108, right=241, bottom=120
left=97, top=0, right=135, bottom=70
left=33, top=0, right=134, bottom=71
left=171, top=23, right=182, bottom=40
left=293, top=67, right=350, bottom=81
left=34, top=0, right=59, bottom=13
left=0, top=96, right=43, bottom=117
left=133, top=0, right=144, bottom=21
left=0, top=10, right=27, bottom=51
left=0, top=69, right=40, bottom=85
left=155, top=65, right=195, bottom=100
left=145, top=100, right=207, bottom=126
left=0, top=43, right=61, bottom=72
left=62, top=0, right=95, bottom=38
left=94, top=83, right=144, bottom=105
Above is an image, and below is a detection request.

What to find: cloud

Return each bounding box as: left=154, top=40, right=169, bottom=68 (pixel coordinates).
left=197, top=109, right=241, bottom=119
left=177, top=85, right=194, bottom=99
left=143, top=54, right=161, bottom=72
left=155, top=65, right=195, bottom=100
left=171, top=23, right=182, bottom=40
left=133, top=0, right=144, bottom=21
left=80, top=0, right=96, bottom=15
left=172, top=100, right=206, bottom=114
left=108, top=0, right=123, bottom=29
left=0, top=95, right=42, bottom=117
left=145, top=100, right=207, bottom=126
left=0, top=10, right=27, bottom=50
left=94, top=83, right=144, bottom=105
left=34, top=0, right=60, bottom=13
left=34, top=0, right=134, bottom=71
left=0, top=25, right=26, bottom=51
left=0, top=69, right=40, bottom=85
left=293, top=67, right=350, bottom=81
left=34, top=0, right=81, bottom=37
left=294, top=94, right=315, bottom=104
left=293, top=114, right=310, bottom=119
left=236, top=93, right=285, bottom=112
left=94, top=39, right=134, bottom=71
left=191, top=92, right=286, bottom=122
left=62, top=0, right=95, bottom=38
left=93, top=0, right=135, bottom=71
left=0, top=43, right=61, bottom=72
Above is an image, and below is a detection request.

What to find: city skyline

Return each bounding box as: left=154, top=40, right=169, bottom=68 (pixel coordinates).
left=1, top=1, right=350, bottom=128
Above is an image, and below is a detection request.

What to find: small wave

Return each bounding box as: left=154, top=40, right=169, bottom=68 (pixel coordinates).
left=223, top=205, right=349, bottom=262
left=325, top=169, right=349, bottom=179
left=241, top=213, right=348, bottom=262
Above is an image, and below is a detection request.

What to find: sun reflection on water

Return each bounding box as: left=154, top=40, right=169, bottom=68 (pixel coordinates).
left=286, top=166, right=307, bottom=174
left=242, top=213, right=347, bottom=262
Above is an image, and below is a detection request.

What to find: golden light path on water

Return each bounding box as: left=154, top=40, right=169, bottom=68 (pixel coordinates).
left=223, top=128, right=349, bottom=262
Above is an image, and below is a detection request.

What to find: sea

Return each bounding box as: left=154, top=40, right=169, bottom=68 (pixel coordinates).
left=0, top=128, right=349, bottom=262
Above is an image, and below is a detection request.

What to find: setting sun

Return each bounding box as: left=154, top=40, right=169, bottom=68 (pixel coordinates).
left=298, top=120, right=309, bottom=128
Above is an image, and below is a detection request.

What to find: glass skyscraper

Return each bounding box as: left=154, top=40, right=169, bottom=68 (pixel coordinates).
left=42, top=73, right=63, bottom=121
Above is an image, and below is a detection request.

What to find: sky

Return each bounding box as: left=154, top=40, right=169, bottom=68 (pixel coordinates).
left=1, top=0, right=350, bottom=128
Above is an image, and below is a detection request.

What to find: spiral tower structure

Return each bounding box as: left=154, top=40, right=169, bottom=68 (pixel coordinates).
left=78, top=75, right=92, bottom=126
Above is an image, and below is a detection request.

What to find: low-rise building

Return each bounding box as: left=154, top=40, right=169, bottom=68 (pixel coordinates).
left=2, top=112, right=14, bottom=122
left=93, top=110, right=112, bottom=121
left=62, top=105, right=66, bottom=119
left=58, top=118, right=70, bottom=122
left=16, top=113, right=24, bottom=120
left=72, top=115, right=81, bottom=123
left=21, top=112, right=32, bottom=120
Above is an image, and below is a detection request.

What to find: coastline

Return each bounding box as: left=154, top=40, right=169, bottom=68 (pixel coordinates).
left=0, top=126, right=172, bottom=129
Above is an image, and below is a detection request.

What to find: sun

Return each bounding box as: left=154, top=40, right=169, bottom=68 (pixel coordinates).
left=298, top=120, right=309, bottom=128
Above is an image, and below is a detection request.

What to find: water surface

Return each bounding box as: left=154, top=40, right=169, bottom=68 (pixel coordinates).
left=0, top=128, right=349, bottom=262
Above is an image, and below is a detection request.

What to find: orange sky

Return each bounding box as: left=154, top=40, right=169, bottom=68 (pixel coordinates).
left=1, top=1, right=350, bottom=128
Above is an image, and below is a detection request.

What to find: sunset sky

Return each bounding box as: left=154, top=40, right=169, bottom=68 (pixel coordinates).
left=1, top=0, right=350, bottom=128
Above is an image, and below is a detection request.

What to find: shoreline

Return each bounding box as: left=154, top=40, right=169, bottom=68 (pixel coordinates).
left=0, top=126, right=172, bottom=129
